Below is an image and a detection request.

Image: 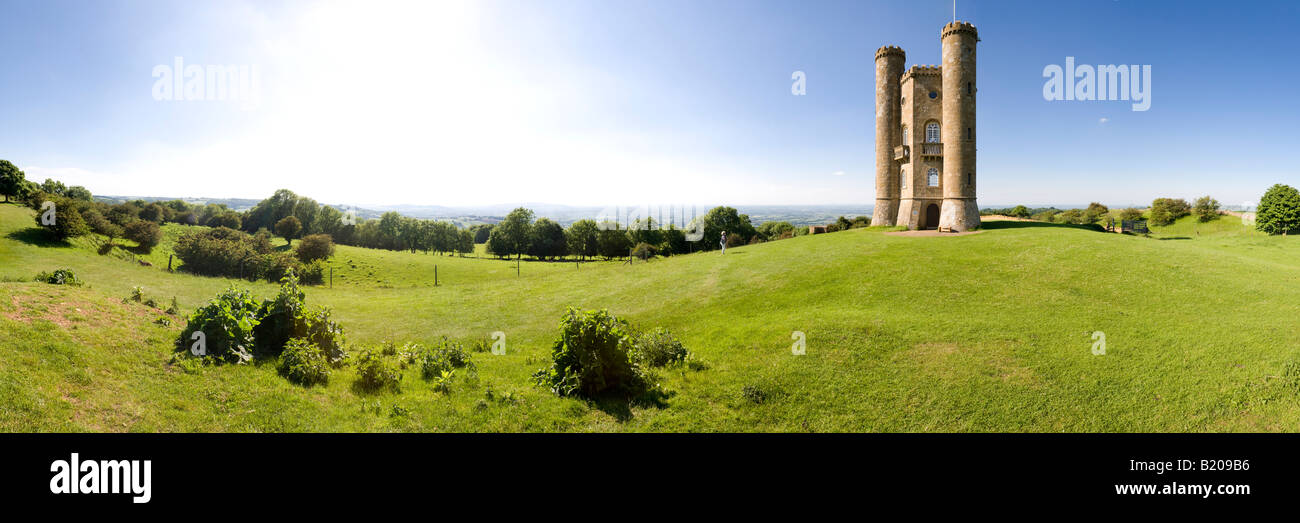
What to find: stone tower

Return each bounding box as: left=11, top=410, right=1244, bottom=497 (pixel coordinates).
left=871, top=46, right=905, bottom=227
left=938, top=21, right=980, bottom=231
left=873, top=21, right=981, bottom=231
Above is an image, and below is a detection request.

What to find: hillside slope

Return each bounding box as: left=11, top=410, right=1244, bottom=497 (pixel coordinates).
left=2, top=202, right=1300, bottom=432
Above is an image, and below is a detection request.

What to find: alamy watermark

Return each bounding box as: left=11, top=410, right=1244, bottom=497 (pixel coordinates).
left=152, top=56, right=261, bottom=105
left=1043, top=57, right=1151, bottom=111
left=594, top=204, right=705, bottom=241
left=1091, top=331, right=1106, bottom=356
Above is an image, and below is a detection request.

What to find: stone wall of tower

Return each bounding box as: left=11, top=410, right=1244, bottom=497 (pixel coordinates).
left=899, top=66, right=944, bottom=229
left=938, top=21, right=981, bottom=231
left=872, top=46, right=905, bottom=227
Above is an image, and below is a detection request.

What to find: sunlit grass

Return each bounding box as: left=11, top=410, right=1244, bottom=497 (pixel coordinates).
left=2, top=202, right=1299, bottom=432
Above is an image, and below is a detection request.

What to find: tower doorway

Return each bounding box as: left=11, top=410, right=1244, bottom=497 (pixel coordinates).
left=925, top=203, right=940, bottom=229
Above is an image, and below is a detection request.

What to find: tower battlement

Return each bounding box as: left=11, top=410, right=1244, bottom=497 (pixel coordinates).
left=941, top=20, right=979, bottom=40
left=904, top=65, right=942, bottom=78
left=874, top=45, right=905, bottom=60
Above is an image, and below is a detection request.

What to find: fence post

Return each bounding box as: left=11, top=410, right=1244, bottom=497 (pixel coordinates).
left=168, top=254, right=173, bottom=272
left=435, top=265, right=438, bottom=286
left=330, top=267, right=333, bottom=288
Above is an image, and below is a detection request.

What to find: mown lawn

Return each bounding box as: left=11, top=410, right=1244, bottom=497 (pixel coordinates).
left=2, top=202, right=1298, bottom=432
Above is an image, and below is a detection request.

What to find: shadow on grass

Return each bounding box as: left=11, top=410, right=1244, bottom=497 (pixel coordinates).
left=980, top=221, right=1106, bottom=233
left=1157, top=236, right=1192, bottom=241
left=588, top=387, right=675, bottom=422
left=5, top=227, right=71, bottom=247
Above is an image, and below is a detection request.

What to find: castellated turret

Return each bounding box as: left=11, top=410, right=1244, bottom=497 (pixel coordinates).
left=872, top=22, right=981, bottom=231
left=871, top=46, right=906, bottom=227
left=938, top=21, right=980, bottom=231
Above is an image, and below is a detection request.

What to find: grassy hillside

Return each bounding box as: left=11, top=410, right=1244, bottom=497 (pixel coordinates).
left=2, top=201, right=1299, bottom=432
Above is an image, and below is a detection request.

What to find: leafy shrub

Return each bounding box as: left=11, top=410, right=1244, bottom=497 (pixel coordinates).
left=1119, top=208, right=1143, bottom=221
left=126, top=286, right=144, bottom=303
left=35, top=268, right=81, bottom=286
left=281, top=338, right=331, bottom=386
left=83, top=208, right=121, bottom=240
left=414, top=339, right=475, bottom=380
left=354, top=348, right=401, bottom=393
left=298, top=259, right=326, bottom=285
left=1081, top=202, right=1109, bottom=224
left=123, top=220, right=163, bottom=251
left=275, top=215, right=302, bottom=245
left=1256, top=184, right=1300, bottom=235
left=174, top=227, right=257, bottom=278
left=1149, top=198, right=1191, bottom=226
left=295, top=233, right=335, bottom=263
left=33, top=198, right=89, bottom=240
left=253, top=270, right=345, bottom=362
left=632, top=327, right=689, bottom=367
left=178, top=287, right=262, bottom=364
left=533, top=308, right=649, bottom=398
left=1193, top=196, right=1221, bottom=222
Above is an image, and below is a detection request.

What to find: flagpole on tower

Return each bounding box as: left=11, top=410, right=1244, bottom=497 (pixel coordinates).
left=953, top=1, right=957, bottom=22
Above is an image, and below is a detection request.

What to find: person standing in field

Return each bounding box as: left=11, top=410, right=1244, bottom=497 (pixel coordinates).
left=720, top=230, right=727, bottom=254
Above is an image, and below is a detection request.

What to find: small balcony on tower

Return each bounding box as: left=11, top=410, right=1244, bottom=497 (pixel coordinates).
left=920, top=142, right=943, bottom=159
left=893, top=145, right=909, bottom=163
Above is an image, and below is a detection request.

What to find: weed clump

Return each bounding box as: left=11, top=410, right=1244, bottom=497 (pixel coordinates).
left=533, top=308, right=653, bottom=398
left=35, top=268, right=81, bottom=286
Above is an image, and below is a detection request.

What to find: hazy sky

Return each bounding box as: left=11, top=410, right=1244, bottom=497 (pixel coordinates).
left=1, top=0, right=1296, bottom=207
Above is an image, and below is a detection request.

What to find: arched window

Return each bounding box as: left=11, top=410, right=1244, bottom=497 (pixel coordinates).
left=927, top=168, right=939, bottom=187
left=925, top=122, right=940, bottom=143
left=900, top=169, right=907, bottom=189
left=901, top=125, right=908, bottom=145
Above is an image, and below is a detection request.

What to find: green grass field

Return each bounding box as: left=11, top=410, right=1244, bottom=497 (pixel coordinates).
left=2, top=201, right=1298, bottom=432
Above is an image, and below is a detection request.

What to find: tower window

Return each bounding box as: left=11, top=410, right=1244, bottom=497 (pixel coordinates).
left=901, top=170, right=907, bottom=189
left=901, top=125, right=908, bottom=144
left=966, top=127, right=972, bottom=140
left=966, top=173, right=972, bottom=186
left=967, top=82, right=972, bottom=95
left=925, top=122, right=940, bottom=143
left=927, top=168, right=939, bottom=187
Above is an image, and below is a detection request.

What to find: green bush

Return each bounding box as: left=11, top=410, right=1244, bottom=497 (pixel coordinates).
left=1256, top=184, right=1300, bottom=235
left=34, top=268, right=81, bottom=286
left=354, top=348, right=401, bottom=393
left=33, top=197, right=89, bottom=241
left=1149, top=198, right=1191, bottom=226
left=632, top=327, right=689, bottom=367
left=414, top=339, right=475, bottom=380
left=1193, top=196, right=1221, bottom=223
left=533, top=308, right=649, bottom=397
left=178, top=287, right=262, bottom=364
left=1119, top=208, right=1143, bottom=221
left=123, top=220, right=162, bottom=251
left=281, top=338, right=331, bottom=386
left=253, top=270, right=345, bottom=362
left=295, top=233, right=335, bottom=263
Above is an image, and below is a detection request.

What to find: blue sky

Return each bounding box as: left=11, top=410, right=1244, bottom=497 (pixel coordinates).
left=1, top=0, right=1296, bottom=207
